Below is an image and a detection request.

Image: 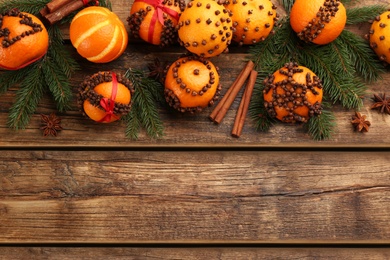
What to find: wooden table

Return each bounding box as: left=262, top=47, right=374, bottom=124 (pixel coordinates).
left=1, top=0, right=390, bottom=258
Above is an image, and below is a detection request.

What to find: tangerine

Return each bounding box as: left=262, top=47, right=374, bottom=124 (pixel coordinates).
left=290, top=0, right=347, bottom=45
left=78, top=71, right=135, bottom=123
left=70, top=6, right=128, bottom=63
left=177, top=0, right=233, bottom=58
left=263, top=62, right=323, bottom=123
left=224, top=0, right=278, bottom=45
left=368, top=11, right=390, bottom=64
left=0, top=9, right=49, bottom=70
left=164, top=56, right=221, bottom=113
left=128, top=0, right=185, bottom=46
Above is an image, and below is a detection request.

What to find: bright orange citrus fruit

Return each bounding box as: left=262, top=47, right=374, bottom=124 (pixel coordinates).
left=290, top=0, right=347, bottom=45
left=224, top=0, right=277, bottom=45
left=0, top=10, right=49, bottom=70
left=263, top=63, right=323, bottom=123
left=70, top=6, right=128, bottom=63
left=177, top=0, right=233, bottom=58
left=128, top=0, right=185, bottom=46
left=368, top=11, right=390, bottom=64
left=164, top=56, right=221, bottom=112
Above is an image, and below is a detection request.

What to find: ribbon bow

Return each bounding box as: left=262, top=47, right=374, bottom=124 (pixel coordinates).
left=135, top=0, right=180, bottom=43
left=98, top=72, right=119, bottom=123
left=81, top=0, right=99, bottom=6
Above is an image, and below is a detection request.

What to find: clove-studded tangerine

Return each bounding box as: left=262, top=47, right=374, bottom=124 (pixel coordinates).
left=224, top=0, right=278, bottom=45
left=0, top=9, right=49, bottom=70
left=177, top=0, right=233, bottom=58
left=128, top=0, right=185, bottom=46
left=290, top=0, right=347, bottom=45
left=78, top=71, right=135, bottom=123
left=368, top=10, right=390, bottom=64
left=263, top=62, right=323, bottom=123
left=164, top=55, right=222, bottom=113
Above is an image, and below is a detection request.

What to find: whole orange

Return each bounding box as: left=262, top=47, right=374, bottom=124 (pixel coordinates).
left=368, top=11, right=390, bottom=64
left=164, top=56, right=221, bottom=113
left=128, top=0, right=185, bottom=46
left=78, top=71, right=135, bottom=123
left=0, top=9, right=49, bottom=70
left=177, top=0, right=233, bottom=58
left=263, top=62, right=323, bottom=123
left=290, top=0, right=347, bottom=45
left=70, top=6, right=128, bottom=63
left=224, top=0, right=278, bottom=45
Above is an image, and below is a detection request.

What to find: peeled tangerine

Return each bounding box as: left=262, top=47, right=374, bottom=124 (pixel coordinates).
left=177, top=0, right=233, bottom=58
left=263, top=62, right=323, bottom=123
left=128, top=0, right=185, bottom=46
left=78, top=71, right=135, bottom=123
left=290, top=0, right=347, bottom=45
left=70, top=6, right=128, bottom=63
left=164, top=56, right=222, bottom=113
left=0, top=9, right=49, bottom=70
left=224, top=0, right=278, bottom=45
left=368, top=10, right=390, bottom=64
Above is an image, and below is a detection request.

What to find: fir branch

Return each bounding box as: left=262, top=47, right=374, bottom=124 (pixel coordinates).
left=346, top=5, right=388, bottom=25
left=0, top=0, right=48, bottom=15
left=8, top=63, right=45, bottom=129
left=124, top=68, right=164, bottom=140
left=335, top=30, right=385, bottom=82
left=98, top=0, right=112, bottom=10
left=306, top=109, right=336, bottom=141
left=297, top=43, right=365, bottom=109
left=0, top=67, right=29, bottom=93
left=278, top=0, right=293, bottom=13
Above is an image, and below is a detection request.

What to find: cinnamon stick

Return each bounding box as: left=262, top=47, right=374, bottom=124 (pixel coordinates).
left=47, top=0, right=75, bottom=13
left=44, top=0, right=86, bottom=25
left=231, top=69, right=258, bottom=138
left=209, top=60, right=254, bottom=124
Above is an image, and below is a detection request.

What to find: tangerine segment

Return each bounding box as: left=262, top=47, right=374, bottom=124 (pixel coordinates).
left=165, top=57, right=219, bottom=108
left=0, top=12, right=49, bottom=70
left=369, top=11, right=390, bottom=64
left=290, top=0, right=346, bottom=45
left=70, top=6, right=128, bottom=63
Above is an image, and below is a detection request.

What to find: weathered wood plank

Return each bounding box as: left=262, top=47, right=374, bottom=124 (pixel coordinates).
left=1, top=247, right=390, bottom=259
left=1, top=150, right=389, bottom=242
left=1, top=0, right=390, bottom=148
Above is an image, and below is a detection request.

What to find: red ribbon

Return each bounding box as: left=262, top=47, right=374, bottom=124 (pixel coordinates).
left=81, top=0, right=99, bottom=6
left=134, top=0, right=179, bottom=43
left=98, top=72, right=119, bottom=123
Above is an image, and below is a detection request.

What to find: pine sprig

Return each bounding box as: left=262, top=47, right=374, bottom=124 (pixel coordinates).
left=335, top=30, right=385, bottom=82
left=346, top=5, right=388, bottom=25
left=7, top=63, right=45, bottom=129
left=306, top=108, right=336, bottom=141
left=0, top=0, right=47, bottom=14
left=278, top=0, right=294, bottom=13
left=124, top=68, right=164, bottom=140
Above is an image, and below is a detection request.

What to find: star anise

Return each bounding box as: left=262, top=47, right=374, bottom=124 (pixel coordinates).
left=351, top=112, right=371, bottom=132
left=371, top=93, right=390, bottom=115
left=40, top=113, right=62, bottom=137
left=148, top=58, right=168, bottom=83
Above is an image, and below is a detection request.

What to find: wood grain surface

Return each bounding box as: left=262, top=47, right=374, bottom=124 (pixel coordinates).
left=1, top=0, right=390, bottom=258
